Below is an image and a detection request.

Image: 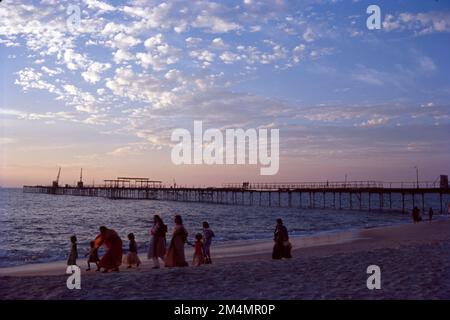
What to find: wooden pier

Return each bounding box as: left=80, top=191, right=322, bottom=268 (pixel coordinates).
left=23, top=178, right=450, bottom=214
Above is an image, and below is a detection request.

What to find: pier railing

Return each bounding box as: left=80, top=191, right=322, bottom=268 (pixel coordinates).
left=221, top=181, right=441, bottom=190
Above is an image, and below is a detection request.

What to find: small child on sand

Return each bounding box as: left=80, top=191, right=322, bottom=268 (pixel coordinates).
left=67, top=235, right=78, bottom=266
left=202, top=221, right=215, bottom=264
left=192, top=233, right=205, bottom=267
left=85, top=240, right=100, bottom=271
left=125, top=233, right=141, bottom=268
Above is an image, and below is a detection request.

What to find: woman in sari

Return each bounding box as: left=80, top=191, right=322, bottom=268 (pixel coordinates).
left=148, top=215, right=167, bottom=269
left=272, top=218, right=292, bottom=260
left=96, top=226, right=123, bottom=272
left=164, top=215, right=188, bottom=267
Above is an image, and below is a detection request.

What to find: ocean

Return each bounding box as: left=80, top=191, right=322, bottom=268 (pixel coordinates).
left=0, top=188, right=448, bottom=268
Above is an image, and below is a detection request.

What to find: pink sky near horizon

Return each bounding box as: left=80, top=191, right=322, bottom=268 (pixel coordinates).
left=1, top=148, right=448, bottom=187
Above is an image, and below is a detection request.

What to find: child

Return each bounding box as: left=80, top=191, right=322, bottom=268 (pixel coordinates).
left=202, top=221, right=215, bottom=264
left=85, top=240, right=100, bottom=271
left=192, top=233, right=205, bottom=267
left=125, top=233, right=141, bottom=268
left=67, top=235, right=78, bottom=266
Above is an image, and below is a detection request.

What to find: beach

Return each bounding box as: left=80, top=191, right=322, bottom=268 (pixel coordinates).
left=1, top=219, right=449, bottom=300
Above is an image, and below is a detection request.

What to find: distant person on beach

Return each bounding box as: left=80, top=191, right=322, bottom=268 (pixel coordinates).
left=124, top=233, right=141, bottom=268
left=165, top=215, right=188, bottom=267
left=97, top=226, right=123, bottom=273
left=192, top=233, right=205, bottom=267
left=428, top=208, right=434, bottom=222
left=85, top=240, right=100, bottom=271
left=67, top=235, right=78, bottom=266
left=412, top=206, right=422, bottom=223
left=148, top=215, right=167, bottom=269
left=272, top=219, right=292, bottom=260
left=202, top=221, right=215, bottom=264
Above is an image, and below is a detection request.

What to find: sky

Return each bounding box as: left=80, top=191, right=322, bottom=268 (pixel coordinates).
left=0, top=0, right=449, bottom=187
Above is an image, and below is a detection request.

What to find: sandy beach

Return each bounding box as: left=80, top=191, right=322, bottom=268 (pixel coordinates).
left=1, top=219, right=449, bottom=299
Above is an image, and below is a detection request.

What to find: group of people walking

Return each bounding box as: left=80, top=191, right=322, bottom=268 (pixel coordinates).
left=68, top=226, right=126, bottom=272
left=148, top=214, right=215, bottom=268
left=67, top=214, right=217, bottom=272
left=67, top=216, right=291, bottom=272
left=66, top=202, right=450, bottom=271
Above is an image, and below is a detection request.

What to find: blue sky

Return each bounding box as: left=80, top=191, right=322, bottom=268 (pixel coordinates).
left=1, top=0, right=449, bottom=186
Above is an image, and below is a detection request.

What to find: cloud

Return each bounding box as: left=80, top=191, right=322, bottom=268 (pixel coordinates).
left=14, top=68, right=57, bottom=92
left=1, top=107, right=77, bottom=122
left=211, top=37, right=228, bottom=49
left=303, top=27, right=315, bottom=42
left=418, top=56, right=436, bottom=72
left=112, top=49, right=134, bottom=64
left=100, top=21, right=127, bottom=36
left=41, top=66, right=63, bottom=76
left=144, top=34, right=163, bottom=48
left=122, top=2, right=172, bottom=29
left=107, top=143, right=150, bottom=157
left=63, top=49, right=90, bottom=71
left=62, top=84, right=78, bottom=95
left=357, top=117, right=389, bottom=127
left=136, top=34, right=180, bottom=70
left=421, top=102, right=434, bottom=108
left=0, top=38, right=19, bottom=47
left=81, top=62, right=111, bottom=84
left=192, top=11, right=242, bottom=33
left=82, top=114, right=113, bottom=125
left=217, top=42, right=289, bottom=66
left=61, top=84, right=99, bottom=113
left=2, top=0, right=449, bottom=170
left=352, top=65, right=385, bottom=86
left=190, top=50, right=215, bottom=67
left=185, top=37, right=203, bottom=48
left=220, top=51, right=240, bottom=64
left=383, top=11, right=450, bottom=35
left=84, top=0, right=116, bottom=12
left=136, top=51, right=179, bottom=71
left=105, top=66, right=178, bottom=108
left=110, top=32, right=141, bottom=49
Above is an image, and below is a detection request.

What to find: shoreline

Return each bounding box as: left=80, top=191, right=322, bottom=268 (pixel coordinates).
left=1, top=220, right=449, bottom=299
left=0, top=226, right=361, bottom=277
left=0, top=219, right=448, bottom=276
left=0, top=216, right=442, bottom=272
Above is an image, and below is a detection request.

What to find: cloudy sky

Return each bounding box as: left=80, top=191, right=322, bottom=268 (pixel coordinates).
left=1, top=0, right=449, bottom=187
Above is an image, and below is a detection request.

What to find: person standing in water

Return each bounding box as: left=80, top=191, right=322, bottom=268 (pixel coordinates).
left=202, top=221, right=215, bottom=264
left=192, top=233, right=205, bottom=267
left=148, top=215, right=167, bottom=269
left=125, top=233, right=141, bottom=268
left=412, top=206, right=421, bottom=223
left=85, top=240, right=100, bottom=271
left=67, top=235, right=78, bottom=266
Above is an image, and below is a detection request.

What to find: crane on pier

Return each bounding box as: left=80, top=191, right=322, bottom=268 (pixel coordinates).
left=77, top=168, right=84, bottom=188
left=52, top=167, right=61, bottom=188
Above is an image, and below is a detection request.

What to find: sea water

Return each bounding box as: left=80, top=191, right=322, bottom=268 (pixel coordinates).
left=0, top=188, right=448, bottom=267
